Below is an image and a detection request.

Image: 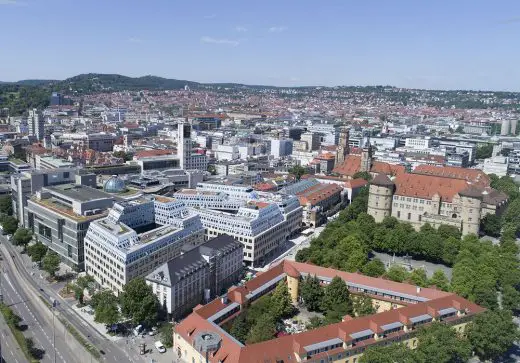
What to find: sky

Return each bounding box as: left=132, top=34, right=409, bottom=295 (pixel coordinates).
left=1, top=0, right=520, bottom=91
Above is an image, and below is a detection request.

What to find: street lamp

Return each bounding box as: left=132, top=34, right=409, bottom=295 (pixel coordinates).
left=52, top=299, right=60, bottom=363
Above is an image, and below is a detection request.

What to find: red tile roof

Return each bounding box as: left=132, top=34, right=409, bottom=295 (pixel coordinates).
left=134, top=149, right=174, bottom=159
left=296, top=183, right=342, bottom=206
left=394, top=173, right=470, bottom=202
left=333, top=155, right=406, bottom=177
left=413, top=165, right=490, bottom=188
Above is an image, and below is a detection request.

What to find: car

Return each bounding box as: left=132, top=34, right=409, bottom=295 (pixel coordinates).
left=148, top=330, right=156, bottom=336
left=154, top=341, right=166, bottom=353
left=133, top=325, right=143, bottom=336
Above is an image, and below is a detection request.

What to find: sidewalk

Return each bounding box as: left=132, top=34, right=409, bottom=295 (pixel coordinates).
left=0, top=308, right=27, bottom=363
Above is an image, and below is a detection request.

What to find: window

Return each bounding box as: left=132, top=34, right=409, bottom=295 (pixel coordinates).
left=407, top=213, right=411, bottom=220
left=397, top=211, right=401, bottom=218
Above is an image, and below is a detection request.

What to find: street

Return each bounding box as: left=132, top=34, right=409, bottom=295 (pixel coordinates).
left=0, top=310, right=27, bottom=363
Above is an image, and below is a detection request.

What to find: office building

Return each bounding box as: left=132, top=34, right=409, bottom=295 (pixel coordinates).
left=301, top=132, right=320, bottom=151
left=28, top=108, right=44, bottom=141
left=84, top=196, right=205, bottom=293
left=145, top=234, right=243, bottom=319
left=270, top=139, right=293, bottom=159
left=178, top=122, right=208, bottom=171
left=11, top=169, right=86, bottom=226
left=173, top=260, right=484, bottom=363
left=26, top=184, right=116, bottom=270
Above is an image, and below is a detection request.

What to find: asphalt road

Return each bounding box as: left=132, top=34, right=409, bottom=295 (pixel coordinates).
left=0, top=239, right=144, bottom=363
left=0, top=311, right=27, bottom=363
left=0, top=248, right=75, bottom=362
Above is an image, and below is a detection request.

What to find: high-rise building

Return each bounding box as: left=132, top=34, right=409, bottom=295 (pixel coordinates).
left=28, top=108, right=44, bottom=141
left=177, top=122, right=208, bottom=171
left=50, top=92, right=64, bottom=106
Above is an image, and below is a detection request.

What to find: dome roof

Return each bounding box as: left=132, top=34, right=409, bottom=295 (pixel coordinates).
left=104, top=175, right=126, bottom=193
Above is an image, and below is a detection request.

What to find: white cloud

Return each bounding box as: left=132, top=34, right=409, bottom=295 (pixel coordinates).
left=127, top=37, right=143, bottom=43
left=268, top=26, right=288, bottom=33
left=0, top=0, right=27, bottom=6
left=235, top=26, right=247, bottom=32
left=203, top=14, right=217, bottom=19
left=200, top=36, right=240, bottom=47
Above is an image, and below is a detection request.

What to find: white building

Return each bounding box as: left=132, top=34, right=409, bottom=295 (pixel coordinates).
left=483, top=156, right=509, bottom=177
left=270, top=139, right=293, bottom=158
left=405, top=137, right=432, bottom=150
left=174, top=189, right=246, bottom=211
left=178, top=123, right=208, bottom=171
left=84, top=196, right=205, bottom=293
left=28, top=109, right=44, bottom=141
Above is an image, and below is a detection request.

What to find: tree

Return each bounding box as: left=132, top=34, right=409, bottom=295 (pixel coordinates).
left=414, top=322, right=471, bottom=363
left=270, top=282, right=293, bottom=319
left=384, top=265, right=409, bottom=283
left=475, top=144, right=493, bottom=159
left=428, top=270, right=450, bottom=291
left=42, top=251, right=61, bottom=278
left=467, top=310, right=520, bottom=362
left=321, top=276, right=352, bottom=314
left=361, top=258, right=386, bottom=277
left=27, top=242, right=47, bottom=265
left=92, top=290, right=120, bottom=327
left=501, top=285, right=520, bottom=312
left=353, top=171, right=372, bottom=181
left=1, top=215, right=18, bottom=235
left=119, top=278, right=160, bottom=326
left=12, top=228, right=32, bottom=252
left=409, top=268, right=428, bottom=287
left=247, top=314, right=276, bottom=344
left=359, top=344, right=415, bottom=363
left=230, top=314, right=250, bottom=343
left=288, top=165, right=306, bottom=181
left=353, top=294, right=376, bottom=316
left=480, top=214, right=502, bottom=237
left=306, top=316, right=325, bottom=330
left=73, top=275, right=95, bottom=305
left=300, top=275, right=323, bottom=311
left=0, top=195, right=13, bottom=215
left=159, top=323, right=173, bottom=348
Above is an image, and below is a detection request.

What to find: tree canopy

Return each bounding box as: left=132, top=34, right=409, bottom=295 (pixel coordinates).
left=12, top=228, right=32, bottom=252
left=0, top=195, right=13, bottom=215
left=27, top=242, right=48, bottom=265
left=92, top=290, right=120, bottom=327
left=119, top=278, right=160, bottom=326
left=42, top=251, right=61, bottom=277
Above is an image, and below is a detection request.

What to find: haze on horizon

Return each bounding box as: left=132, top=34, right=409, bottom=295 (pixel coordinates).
left=1, top=0, right=520, bottom=92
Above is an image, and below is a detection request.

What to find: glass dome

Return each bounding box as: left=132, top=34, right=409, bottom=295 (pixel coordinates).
left=104, top=175, right=127, bottom=193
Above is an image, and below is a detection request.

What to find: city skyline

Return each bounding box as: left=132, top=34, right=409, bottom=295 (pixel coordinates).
left=1, top=0, right=520, bottom=91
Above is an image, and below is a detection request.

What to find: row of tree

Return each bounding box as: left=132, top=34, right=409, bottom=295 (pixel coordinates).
left=359, top=310, right=519, bottom=363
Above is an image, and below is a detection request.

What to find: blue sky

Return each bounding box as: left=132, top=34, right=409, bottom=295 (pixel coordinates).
left=1, top=0, right=520, bottom=90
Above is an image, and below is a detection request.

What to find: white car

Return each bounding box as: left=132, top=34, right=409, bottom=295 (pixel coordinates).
left=154, top=341, right=166, bottom=353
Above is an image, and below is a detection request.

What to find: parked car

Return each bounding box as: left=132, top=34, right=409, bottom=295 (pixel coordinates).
left=154, top=341, right=166, bottom=353
left=133, top=325, right=143, bottom=336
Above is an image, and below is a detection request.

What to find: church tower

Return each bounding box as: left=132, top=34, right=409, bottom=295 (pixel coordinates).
left=335, top=126, right=350, bottom=166
left=360, top=131, right=373, bottom=173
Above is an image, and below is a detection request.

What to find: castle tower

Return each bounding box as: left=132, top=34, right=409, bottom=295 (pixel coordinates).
left=178, top=120, right=192, bottom=170
left=459, top=187, right=482, bottom=236
left=335, top=126, right=350, bottom=166
left=367, top=174, right=395, bottom=223
left=360, top=131, right=373, bottom=173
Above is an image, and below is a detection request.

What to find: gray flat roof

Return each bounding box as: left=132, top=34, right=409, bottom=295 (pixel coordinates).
left=380, top=322, right=403, bottom=331
left=438, top=307, right=458, bottom=316
left=207, top=302, right=240, bottom=323
left=304, top=338, right=343, bottom=352
left=350, top=329, right=374, bottom=340
left=47, top=184, right=115, bottom=202
left=409, top=314, right=432, bottom=324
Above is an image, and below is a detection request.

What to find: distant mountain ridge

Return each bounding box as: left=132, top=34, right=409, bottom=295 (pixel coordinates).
left=1, top=73, right=284, bottom=92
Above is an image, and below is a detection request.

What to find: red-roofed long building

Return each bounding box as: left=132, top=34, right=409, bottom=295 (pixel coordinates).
left=174, top=260, right=484, bottom=363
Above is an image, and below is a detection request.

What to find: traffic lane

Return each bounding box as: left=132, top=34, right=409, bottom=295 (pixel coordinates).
left=2, top=240, right=133, bottom=363
left=1, top=270, right=68, bottom=363
left=1, top=321, right=26, bottom=363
